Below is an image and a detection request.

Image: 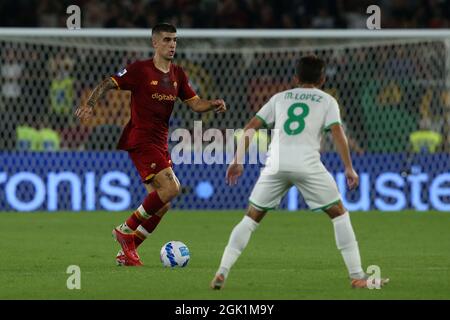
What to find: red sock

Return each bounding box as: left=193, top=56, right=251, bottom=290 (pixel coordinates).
left=134, top=215, right=162, bottom=248
left=125, top=191, right=165, bottom=231
left=142, top=191, right=165, bottom=215
left=125, top=211, right=145, bottom=231
left=141, top=214, right=162, bottom=234
left=134, top=231, right=145, bottom=248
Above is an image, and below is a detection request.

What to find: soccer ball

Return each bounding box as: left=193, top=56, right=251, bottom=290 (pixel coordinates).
left=160, top=241, right=190, bottom=268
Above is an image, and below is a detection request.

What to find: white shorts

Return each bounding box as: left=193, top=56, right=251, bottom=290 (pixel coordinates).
left=249, top=166, right=341, bottom=212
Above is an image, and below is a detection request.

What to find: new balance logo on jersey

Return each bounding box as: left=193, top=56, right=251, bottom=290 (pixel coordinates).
left=150, top=80, right=158, bottom=85
left=117, top=69, right=127, bottom=77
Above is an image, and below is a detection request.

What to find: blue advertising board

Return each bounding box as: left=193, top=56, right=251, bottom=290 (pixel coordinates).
left=0, top=152, right=449, bottom=212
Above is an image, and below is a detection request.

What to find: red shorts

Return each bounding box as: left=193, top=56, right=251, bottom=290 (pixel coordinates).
left=128, top=146, right=172, bottom=183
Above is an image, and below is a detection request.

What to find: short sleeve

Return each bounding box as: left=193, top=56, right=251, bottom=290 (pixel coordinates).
left=111, top=61, right=141, bottom=91
left=178, top=67, right=198, bottom=102
left=323, top=97, right=342, bottom=132
left=256, top=95, right=276, bottom=127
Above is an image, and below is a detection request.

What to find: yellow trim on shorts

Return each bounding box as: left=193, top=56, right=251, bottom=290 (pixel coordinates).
left=144, top=173, right=155, bottom=182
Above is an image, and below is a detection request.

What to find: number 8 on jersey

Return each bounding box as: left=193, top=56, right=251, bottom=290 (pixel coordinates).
left=284, top=103, right=310, bottom=135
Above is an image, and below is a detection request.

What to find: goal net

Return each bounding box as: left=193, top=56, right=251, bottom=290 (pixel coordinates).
left=0, top=29, right=449, bottom=212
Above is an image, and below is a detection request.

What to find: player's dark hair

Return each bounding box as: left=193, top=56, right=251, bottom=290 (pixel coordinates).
left=296, top=56, right=325, bottom=85
left=152, top=23, right=177, bottom=35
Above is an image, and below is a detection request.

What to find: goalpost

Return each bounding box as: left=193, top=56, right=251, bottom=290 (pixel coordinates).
left=0, top=29, right=449, bottom=211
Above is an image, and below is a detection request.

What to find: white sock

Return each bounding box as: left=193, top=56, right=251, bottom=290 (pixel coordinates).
left=217, top=216, right=259, bottom=278
left=332, top=212, right=365, bottom=279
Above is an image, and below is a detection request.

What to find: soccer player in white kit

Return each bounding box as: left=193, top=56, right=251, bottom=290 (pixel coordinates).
left=211, top=56, right=389, bottom=290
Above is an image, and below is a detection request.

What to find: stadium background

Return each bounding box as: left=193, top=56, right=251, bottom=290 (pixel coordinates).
left=1, top=0, right=450, bottom=212
left=1, top=0, right=450, bottom=302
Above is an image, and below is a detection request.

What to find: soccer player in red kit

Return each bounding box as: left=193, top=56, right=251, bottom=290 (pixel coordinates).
left=75, top=23, right=226, bottom=266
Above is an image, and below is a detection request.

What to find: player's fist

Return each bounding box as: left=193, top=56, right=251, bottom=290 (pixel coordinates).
left=211, top=99, right=226, bottom=113
left=226, top=163, right=244, bottom=186
left=345, top=167, right=359, bottom=190
left=74, top=105, right=93, bottom=122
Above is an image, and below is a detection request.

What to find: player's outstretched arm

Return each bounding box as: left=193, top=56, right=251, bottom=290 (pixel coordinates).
left=226, top=116, right=264, bottom=186
left=75, top=77, right=118, bottom=122
left=186, top=97, right=227, bottom=113
left=330, top=124, right=359, bottom=190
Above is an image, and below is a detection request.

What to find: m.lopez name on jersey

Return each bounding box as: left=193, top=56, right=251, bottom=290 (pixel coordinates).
left=152, top=93, right=177, bottom=102
left=285, top=91, right=323, bottom=103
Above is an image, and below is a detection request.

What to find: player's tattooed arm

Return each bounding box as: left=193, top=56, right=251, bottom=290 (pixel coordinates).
left=86, top=78, right=118, bottom=108
left=75, top=78, right=117, bottom=122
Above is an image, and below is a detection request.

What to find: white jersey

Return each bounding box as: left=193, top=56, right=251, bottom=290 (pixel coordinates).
left=256, top=87, right=341, bottom=173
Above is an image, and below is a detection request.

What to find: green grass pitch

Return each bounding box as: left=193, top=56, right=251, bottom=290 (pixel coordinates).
left=0, top=210, right=449, bottom=300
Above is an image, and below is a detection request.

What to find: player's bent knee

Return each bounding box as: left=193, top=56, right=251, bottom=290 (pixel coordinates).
left=324, top=201, right=347, bottom=219
left=172, top=183, right=181, bottom=197
left=161, top=183, right=181, bottom=201
left=246, top=205, right=266, bottom=223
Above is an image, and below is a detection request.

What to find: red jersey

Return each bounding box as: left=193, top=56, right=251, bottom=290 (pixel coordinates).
left=111, top=59, right=197, bottom=152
